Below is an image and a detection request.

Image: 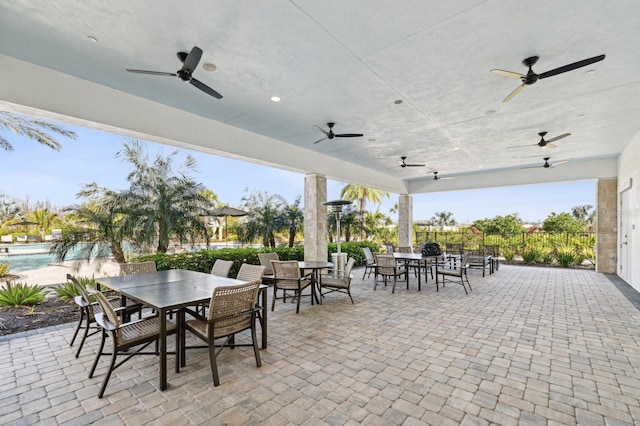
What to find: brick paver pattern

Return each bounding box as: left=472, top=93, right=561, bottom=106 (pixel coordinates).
left=1, top=265, right=639, bottom=425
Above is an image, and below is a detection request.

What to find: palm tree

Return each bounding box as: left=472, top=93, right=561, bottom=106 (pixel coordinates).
left=240, top=189, right=285, bottom=247
left=431, top=211, right=457, bottom=227
left=571, top=204, right=594, bottom=221
left=30, top=208, right=58, bottom=237
left=0, top=111, right=77, bottom=151
left=113, top=140, right=212, bottom=253
left=53, top=200, right=128, bottom=263
left=340, top=184, right=389, bottom=241
left=364, top=210, right=392, bottom=240
left=281, top=196, right=304, bottom=247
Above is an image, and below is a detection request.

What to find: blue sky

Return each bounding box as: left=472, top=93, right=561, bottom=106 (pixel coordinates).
left=2, top=122, right=595, bottom=224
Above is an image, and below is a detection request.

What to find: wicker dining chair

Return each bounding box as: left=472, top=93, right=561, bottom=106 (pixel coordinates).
left=119, top=260, right=157, bottom=275
left=258, top=252, right=279, bottom=285
left=361, top=247, right=377, bottom=279
left=236, top=263, right=266, bottom=282
left=320, top=257, right=356, bottom=304
left=67, top=274, right=141, bottom=358
left=87, top=289, right=178, bottom=398
left=180, top=281, right=262, bottom=386
left=373, top=253, right=407, bottom=294
left=271, top=260, right=313, bottom=314
left=435, top=252, right=472, bottom=294
left=210, top=259, right=234, bottom=277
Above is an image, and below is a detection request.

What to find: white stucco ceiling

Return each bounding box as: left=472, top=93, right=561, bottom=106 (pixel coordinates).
left=0, top=1, right=637, bottom=194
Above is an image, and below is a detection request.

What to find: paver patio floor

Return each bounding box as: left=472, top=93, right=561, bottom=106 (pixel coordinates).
left=1, top=265, right=639, bottom=425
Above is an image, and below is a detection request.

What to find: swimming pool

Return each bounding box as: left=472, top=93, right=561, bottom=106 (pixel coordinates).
left=0, top=243, right=107, bottom=273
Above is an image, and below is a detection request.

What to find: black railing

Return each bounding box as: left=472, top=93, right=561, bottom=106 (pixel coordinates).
left=415, top=231, right=595, bottom=250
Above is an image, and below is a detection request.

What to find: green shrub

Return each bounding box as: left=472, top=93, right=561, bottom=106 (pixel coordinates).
left=521, top=246, right=541, bottom=264
left=0, top=282, right=46, bottom=307
left=0, top=262, right=9, bottom=277
left=134, top=242, right=378, bottom=277
left=54, top=282, right=79, bottom=301
left=540, top=249, right=555, bottom=265
left=556, top=246, right=577, bottom=267
left=501, top=246, right=516, bottom=261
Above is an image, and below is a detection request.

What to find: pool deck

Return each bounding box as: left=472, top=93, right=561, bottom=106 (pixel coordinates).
left=1, top=265, right=639, bottom=425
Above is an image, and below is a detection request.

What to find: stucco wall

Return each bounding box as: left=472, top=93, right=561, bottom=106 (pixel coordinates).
left=617, top=131, right=640, bottom=291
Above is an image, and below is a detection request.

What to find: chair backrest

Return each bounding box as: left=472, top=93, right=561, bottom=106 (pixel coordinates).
left=236, top=263, right=266, bottom=282
left=67, top=274, right=92, bottom=306
left=258, top=252, right=279, bottom=275
left=119, top=261, right=157, bottom=276
left=384, top=244, right=395, bottom=253
left=208, top=282, right=261, bottom=333
left=484, top=244, right=499, bottom=257
left=374, top=254, right=397, bottom=274
left=271, top=260, right=302, bottom=280
left=446, top=243, right=464, bottom=254
left=344, top=257, right=356, bottom=279
left=362, top=247, right=375, bottom=265
left=397, top=246, right=413, bottom=253
left=210, top=259, right=234, bottom=277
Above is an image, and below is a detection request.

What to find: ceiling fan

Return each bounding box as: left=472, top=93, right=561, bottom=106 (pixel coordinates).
left=126, top=46, right=223, bottom=99
left=433, top=171, right=454, bottom=180
left=313, top=122, right=363, bottom=144
left=398, top=156, right=425, bottom=168
left=508, top=131, right=572, bottom=150
left=491, top=54, right=605, bottom=102
left=521, top=157, right=568, bottom=169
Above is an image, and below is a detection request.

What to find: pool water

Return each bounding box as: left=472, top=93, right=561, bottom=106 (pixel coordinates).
left=0, top=243, right=109, bottom=273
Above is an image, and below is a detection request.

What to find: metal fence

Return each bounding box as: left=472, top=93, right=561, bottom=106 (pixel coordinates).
left=415, top=231, right=596, bottom=250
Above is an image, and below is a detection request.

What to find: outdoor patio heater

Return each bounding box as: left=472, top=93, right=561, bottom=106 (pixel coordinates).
left=323, top=199, right=352, bottom=273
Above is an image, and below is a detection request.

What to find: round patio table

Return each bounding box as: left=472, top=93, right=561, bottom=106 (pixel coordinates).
left=298, top=261, right=333, bottom=304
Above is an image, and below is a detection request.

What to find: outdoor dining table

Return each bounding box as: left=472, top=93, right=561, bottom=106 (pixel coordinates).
left=96, top=269, right=268, bottom=391
left=298, top=261, right=333, bottom=304
left=392, top=252, right=439, bottom=291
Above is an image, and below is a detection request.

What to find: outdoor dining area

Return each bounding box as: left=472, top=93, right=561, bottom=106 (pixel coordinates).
left=2, top=258, right=639, bottom=424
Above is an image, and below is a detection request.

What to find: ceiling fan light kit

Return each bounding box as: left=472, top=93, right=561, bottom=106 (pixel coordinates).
left=508, top=131, right=572, bottom=150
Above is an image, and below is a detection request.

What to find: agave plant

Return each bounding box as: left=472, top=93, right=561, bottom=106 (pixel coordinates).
left=0, top=282, right=46, bottom=307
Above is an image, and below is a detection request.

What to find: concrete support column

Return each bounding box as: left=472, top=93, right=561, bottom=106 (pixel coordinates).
left=304, top=173, right=327, bottom=261
left=398, top=194, right=413, bottom=249
left=596, top=178, right=617, bottom=274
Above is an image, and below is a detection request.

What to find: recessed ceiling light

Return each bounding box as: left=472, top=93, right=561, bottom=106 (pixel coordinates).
left=578, top=114, right=585, bottom=118
left=453, top=146, right=460, bottom=150
left=270, top=96, right=281, bottom=102
left=202, top=63, right=218, bottom=72
left=87, top=36, right=98, bottom=43
left=394, top=99, right=403, bottom=105
left=477, top=165, right=484, bottom=169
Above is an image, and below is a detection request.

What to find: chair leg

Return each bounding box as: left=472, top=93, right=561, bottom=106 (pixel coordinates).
left=75, top=308, right=92, bottom=358
left=295, top=289, right=301, bottom=314
left=271, top=286, right=277, bottom=311
left=208, top=342, right=220, bottom=386
left=97, top=335, right=119, bottom=398
left=70, top=308, right=85, bottom=347
left=392, top=276, right=396, bottom=294
left=347, top=289, right=354, bottom=304
left=89, top=329, right=107, bottom=379
left=251, top=317, right=262, bottom=368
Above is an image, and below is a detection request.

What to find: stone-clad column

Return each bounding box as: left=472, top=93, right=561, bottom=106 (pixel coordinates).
left=596, top=178, right=617, bottom=274
left=398, top=194, right=413, bottom=249
left=304, top=174, right=327, bottom=261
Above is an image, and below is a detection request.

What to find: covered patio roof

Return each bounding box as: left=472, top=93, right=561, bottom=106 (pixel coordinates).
left=0, top=1, right=635, bottom=194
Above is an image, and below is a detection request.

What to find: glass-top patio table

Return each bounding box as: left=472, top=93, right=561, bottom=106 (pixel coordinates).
left=96, top=269, right=268, bottom=391
left=392, top=252, right=439, bottom=291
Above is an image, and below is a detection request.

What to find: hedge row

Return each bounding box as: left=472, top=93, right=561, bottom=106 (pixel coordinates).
left=134, top=241, right=381, bottom=278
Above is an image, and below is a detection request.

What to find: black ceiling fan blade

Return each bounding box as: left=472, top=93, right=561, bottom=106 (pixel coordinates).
left=334, top=133, right=363, bottom=138
left=539, top=54, right=605, bottom=79
left=313, top=137, right=328, bottom=144
left=182, top=46, right=203, bottom=73
left=406, top=164, right=426, bottom=167
left=190, top=78, right=223, bottom=99
left=313, top=125, right=331, bottom=137
left=546, top=133, right=571, bottom=143
left=507, top=143, right=535, bottom=149
left=490, top=69, right=524, bottom=79
left=126, top=69, right=177, bottom=76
